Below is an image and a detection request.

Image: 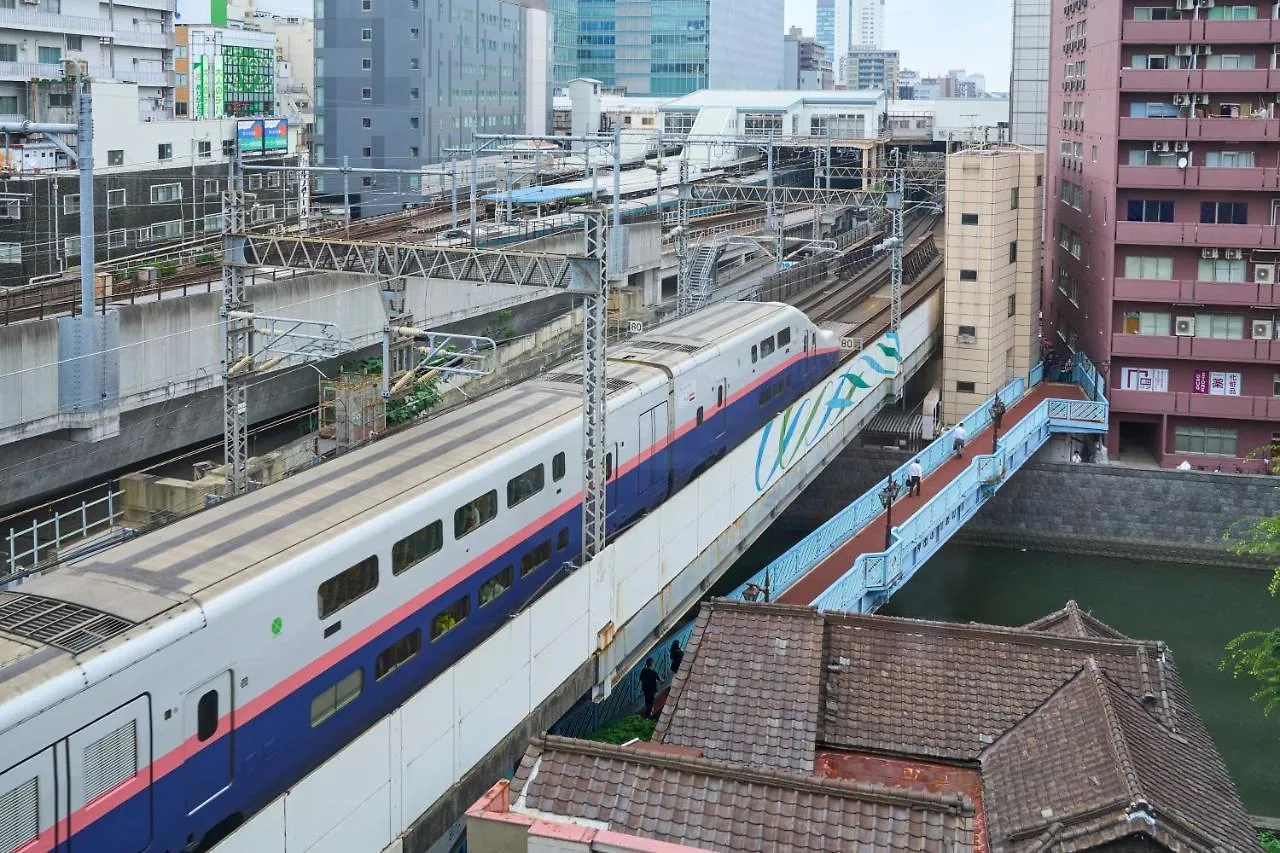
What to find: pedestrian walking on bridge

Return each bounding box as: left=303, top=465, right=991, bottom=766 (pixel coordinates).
left=640, top=658, right=660, bottom=718
left=952, top=423, right=967, bottom=459
left=991, top=396, right=1006, bottom=431
left=907, top=458, right=923, bottom=497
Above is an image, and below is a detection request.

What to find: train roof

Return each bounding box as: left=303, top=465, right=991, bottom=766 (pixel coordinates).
left=0, top=301, right=799, bottom=704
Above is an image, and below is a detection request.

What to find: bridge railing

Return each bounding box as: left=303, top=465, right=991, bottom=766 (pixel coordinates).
left=731, top=370, right=1031, bottom=601
left=810, top=382, right=1109, bottom=613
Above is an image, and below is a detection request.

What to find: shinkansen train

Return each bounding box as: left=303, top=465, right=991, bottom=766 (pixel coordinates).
left=0, top=302, right=839, bottom=853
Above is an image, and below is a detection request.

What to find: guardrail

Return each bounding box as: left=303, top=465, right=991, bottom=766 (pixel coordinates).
left=3, top=489, right=124, bottom=579
left=733, top=363, right=1110, bottom=611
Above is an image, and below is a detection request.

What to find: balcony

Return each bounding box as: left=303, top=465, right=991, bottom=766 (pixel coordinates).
left=1120, top=165, right=1280, bottom=191
left=1111, top=333, right=1278, bottom=362
left=1118, top=277, right=1280, bottom=307
left=1111, top=388, right=1280, bottom=420
left=0, top=7, right=110, bottom=37
left=123, top=69, right=173, bottom=87
left=1190, top=116, right=1280, bottom=141
left=1116, top=165, right=1191, bottom=189
left=113, top=28, right=172, bottom=49
left=1114, top=220, right=1280, bottom=249
left=0, top=60, right=65, bottom=82
left=1118, top=116, right=1188, bottom=139
left=1122, top=19, right=1193, bottom=42
left=1120, top=68, right=1192, bottom=91
left=1196, top=18, right=1280, bottom=43
left=1193, top=68, right=1272, bottom=91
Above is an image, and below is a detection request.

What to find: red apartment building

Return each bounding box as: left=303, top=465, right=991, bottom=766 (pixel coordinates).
left=1045, top=0, right=1280, bottom=468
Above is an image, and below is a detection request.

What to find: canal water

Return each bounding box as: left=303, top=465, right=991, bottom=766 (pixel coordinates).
left=714, top=533, right=1280, bottom=816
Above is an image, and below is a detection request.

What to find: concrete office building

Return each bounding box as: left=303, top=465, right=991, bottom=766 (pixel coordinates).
left=1009, top=0, right=1050, bottom=148
left=1044, top=0, right=1280, bottom=467
left=0, top=0, right=174, bottom=120
left=554, top=0, right=783, bottom=96
left=843, top=47, right=899, bottom=97
left=784, top=28, right=832, bottom=91
left=314, top=0, right=549, bottom=215
left=943, top=144, right=1043, bottom=425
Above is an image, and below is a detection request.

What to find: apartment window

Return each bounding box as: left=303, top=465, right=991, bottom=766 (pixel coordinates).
left=409, top=146, right=419, bottom=158
left=361, top=116, right=372, bottom=128
left=202, top=213, right=223, bottom=232
left=961, top=213, right=978, bottom=225
left=0, top=242, right=20, bottom=263
left=1122, top=311, right=1170, bottom=335
left=1174, top=426, right=1237, bottom=456
left=1010, top=187, right=1019, bottom=210
left=959, top=269, right=978, bottom=281
left=1129, top=149, right=1177, bottom=167
left=1208, top=3, right=1257, bottom=18
left=361, top=0, right=371, bottom=7
left=37, top=46, right=61, bottom=64
left=62, top=194, right=79, bottom=215
left=361, top=28, right=373, bottom=40
left=1129, top=101, right=1181, bottom=118
left=150, top=218, right=183, bottom=238
left=1009, top=241, right=1018, bottom=263
left=0, top=199, right=17, bottom=219
left=203, top=179, right=218, bottom=196
left=63, top=236, right=80, bottom=257
left=1007, top=295, right=1017, bottom=317
left=1274, top=373, right=1280, bottom=396
left=374, top=629, right=421, bottom=680
left=361, top=88, right=372, bottom=100
left=0, top=45, right=16, bottom=63
left=479, top=566, right=513, bottom=606
left=157, top=143, right=173, bottom=161
left=1198, top=258, right=1246, bottom=282
left=317, top=556, right=379, bottom=619
left=0, top=95, right=15, bottom=113
left=1124, top=255, right=1173, bottom=280
left=409, top=87, right=419, bottom=100
left=409, top=57, right=419, bottom=70
left=64, top=35, right=82, bottom=50
left=103, top=148, right=123, bottom=167
left=1126, top=199, right=1174, bottom=223
left=1194, top=313, right=1245, bottom=339
left=107, top=229, right=127, bottom=248
left=1204, top=151, right=1255, bottom=169
left=392, top=520, right=443, bottom=574
left=361, top=57, right=372, bottom=70
left=48, top=93, right=71, bottom=108
left=1133, top=6, right=1182, bottom=20
left=197, top=140, right=211, bottom=158
left=431, top=595, right=468, bottom=640
left=956, top=381, right=976, bottom=393
left=310, top=668, right=363, bottom=725
left=1204, top=54, right=1256, bottom=69
left=1201, top=201, right=1248, bottom=224
left=1057, top=267, right=1080, bottom=303
left=361, top=146, right=372, bottom=158
left=958, top=325, right=977, bottom=339
left=455, top=490, right=498, bottom=538
left=409, top=117, right=419, bottom=129
left=150, top=183, right=181, bottom=203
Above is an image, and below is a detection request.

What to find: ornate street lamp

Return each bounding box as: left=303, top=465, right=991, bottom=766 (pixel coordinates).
left=879, top=479, right=901, bottom=551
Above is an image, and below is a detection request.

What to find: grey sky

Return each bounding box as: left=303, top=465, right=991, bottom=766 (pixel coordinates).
left=786, top=0, right=1013, bottom=89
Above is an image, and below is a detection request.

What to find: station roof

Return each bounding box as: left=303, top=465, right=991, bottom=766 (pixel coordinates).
left=658, top=88, right=885, bottom=112
left=481, top=185, right=587, bottom=205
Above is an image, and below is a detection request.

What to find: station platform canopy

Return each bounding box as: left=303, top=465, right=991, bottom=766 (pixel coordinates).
left=483, top=186, right=589, bottom=206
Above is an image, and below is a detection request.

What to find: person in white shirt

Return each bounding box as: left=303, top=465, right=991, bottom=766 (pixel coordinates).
left=952, top=424, right=967, bottom=459
left=907, top=458, right=923, bottom=496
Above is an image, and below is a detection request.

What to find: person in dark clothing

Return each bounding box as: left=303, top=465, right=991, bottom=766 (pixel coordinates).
left=743, top=583, right=762, bottom=602
left=669, top=640, right=684, bottom=674
left=991, top=396, right=1006, bottom=430
left=640, top=657, right=660, bottom=718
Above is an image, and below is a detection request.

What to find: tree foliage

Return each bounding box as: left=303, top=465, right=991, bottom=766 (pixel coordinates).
left=1222, top=444, right=1280, bottom=718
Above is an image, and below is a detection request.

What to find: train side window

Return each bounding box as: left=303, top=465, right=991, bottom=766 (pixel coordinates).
left=760, top=336, right=775, bottom=358
left=431, top=595, right=470, bottom=640
left=479, top=566, right=514, bottom=605
left=520, top=541, right=552, bottom=577
left=605, top=453, right=613, bottom=480
left=392, top=520, right=443, bottom=575
left=318, top=555, right=379, bottom=619
left=751, top=345, right=758, bottom=363
left=197, top=690, right=218, bottom=741
left=777, top=327, right=791, bottom=348
left=310, top=668, right=363, bottom=726
left=507, top=463, right=545, bottom=508
left=696, top=406, right=704, bottom=425
left=552, top=451, right=566, bottom=481
left=454, top=489, right=498, bottom=538
left=557, top=527, right=569, bottom=551
left=375, top=628, right=422, bottom=680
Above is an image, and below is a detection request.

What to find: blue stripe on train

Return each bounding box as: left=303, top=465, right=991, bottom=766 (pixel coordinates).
left=70, top=350, right=840, bottom=853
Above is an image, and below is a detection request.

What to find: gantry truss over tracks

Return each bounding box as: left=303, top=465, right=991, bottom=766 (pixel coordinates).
left=238, top=234, right=584, bottom=289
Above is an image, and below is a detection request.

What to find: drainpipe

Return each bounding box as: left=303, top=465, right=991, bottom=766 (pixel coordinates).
left=75, top=74, right=94, bottom=319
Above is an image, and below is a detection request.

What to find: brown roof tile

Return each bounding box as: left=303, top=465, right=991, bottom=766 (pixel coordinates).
left=512, top=735, right=978, bottom=852
left=655, top=601, right=824, bottom=773
left=1021, top=601, right=1131, bottom=640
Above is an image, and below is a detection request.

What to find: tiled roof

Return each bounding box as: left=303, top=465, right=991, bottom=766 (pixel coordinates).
left=653, top=602, right=823, bottom=773
left=981, top=661, right=1258, bottom=852
left=1021, top=600, right=1131, bottom=640
left=509, top=735, right=978, bottom=852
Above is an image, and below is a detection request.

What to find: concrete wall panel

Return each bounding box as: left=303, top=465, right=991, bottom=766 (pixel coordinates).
left=0, top=319, right=60, bottom=431
left=284, top=718, right=392, bottom=853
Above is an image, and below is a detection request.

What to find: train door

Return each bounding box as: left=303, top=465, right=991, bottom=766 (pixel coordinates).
left=637, top=401, right=670, bottom=501
left=66, top=695, right=152, bottom=852
left=0, top=745, right=62, bottom=853
left=181, top=672, right=234, bottom=815
left=605, top=441, right=621, bottom=521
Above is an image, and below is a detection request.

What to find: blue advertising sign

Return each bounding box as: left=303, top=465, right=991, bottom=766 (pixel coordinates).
left=263, top=118, right=289, bottom=152
left=236, top=119, right=264, bottom=153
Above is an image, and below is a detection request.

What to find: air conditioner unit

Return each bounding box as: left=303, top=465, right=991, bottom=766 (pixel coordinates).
left=1196, top=45, right=1213, bottom=55
left=1253, top=319, right=1274, bottom=339
left=1175, top=316, right=1196, bottom=336
left=1255, top=262, right=1275, bottom=284
left=1195, top=93, right=1211, bottom=104
left=1173, top=93, right=1191, bottom=105
left=1176, top=0, right=1195, bottom=8
left=1175, top=44, right=1193, bottom=56
left=1202, top=247, right=1220, bottom=259
left=1153, top=141, right=1172, bottom=152
left=1174, top=140, right=1190, bottom=152
left=958, top=333, right=977, bottom=344
left=1224, top=248, right=1243, bottom=260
